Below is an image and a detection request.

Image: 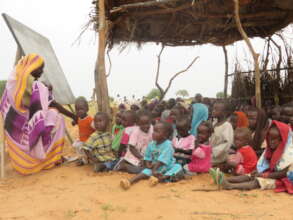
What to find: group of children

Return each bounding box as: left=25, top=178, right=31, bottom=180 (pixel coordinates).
left=70, top=95, right=293, bottom=194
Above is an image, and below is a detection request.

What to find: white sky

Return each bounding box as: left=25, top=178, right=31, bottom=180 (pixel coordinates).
left=0, top=0, right=287, bottom=101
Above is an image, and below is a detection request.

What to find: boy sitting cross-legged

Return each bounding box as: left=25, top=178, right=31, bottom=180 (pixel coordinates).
left=81, top=112, right=117, bottom=172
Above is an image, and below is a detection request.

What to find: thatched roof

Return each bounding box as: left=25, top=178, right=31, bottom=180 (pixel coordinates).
left=91, top=0, right=293, bottom=47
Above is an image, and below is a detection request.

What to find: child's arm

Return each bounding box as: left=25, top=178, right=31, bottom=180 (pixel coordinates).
left=174, top=148, right=192, bottom=155
left=118, top=144, right=127, bottom=157
left=129, top=144, right=143, bottom=160
left=145, top=160, right=153, bottom=169
left=258, top=167, right=289, bottom=179
left=152, top=161, right=165, bottom=176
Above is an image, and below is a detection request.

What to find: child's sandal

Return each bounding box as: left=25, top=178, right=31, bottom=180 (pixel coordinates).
left=149, top=176, right=159, bottom=187
left=120, top=179, right=131, bottom=190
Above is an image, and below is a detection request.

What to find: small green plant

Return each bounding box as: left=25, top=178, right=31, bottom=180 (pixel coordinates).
left=101, top=203, right=115, bottom=220
left=65, top=209, right=76, bottom=219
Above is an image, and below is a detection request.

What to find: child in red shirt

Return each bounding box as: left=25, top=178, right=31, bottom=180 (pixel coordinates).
left=227, top=128, right=258, bottom=175
left=73, top=97, right=95, bottom=163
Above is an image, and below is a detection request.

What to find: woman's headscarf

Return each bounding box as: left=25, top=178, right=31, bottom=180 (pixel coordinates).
left=10, top=54, right=44, bottom=113
left=265, top=120, right=290, bottom=171
left=191, top=103, right=209, bottom=136
left=234, top=111, right=249, bottom=128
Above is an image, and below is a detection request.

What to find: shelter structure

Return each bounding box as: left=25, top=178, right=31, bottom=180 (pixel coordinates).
left=90, top=0, right=293, bottom=111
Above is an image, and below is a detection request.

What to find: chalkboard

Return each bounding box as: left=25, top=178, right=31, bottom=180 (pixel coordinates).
left=2, top=13, right=75, bottom=105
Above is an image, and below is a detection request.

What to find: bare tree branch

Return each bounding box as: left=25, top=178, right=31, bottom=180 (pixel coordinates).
left=263, top=38, right=271, bottom=71
left=222, top=46, right=229, bottom=99
left=270, top=37, right=282, bottom=72
left=155, top=45, right=166, bottom=98
left=106, top=49, right=112, bottom=77
left=155, top=44, right=199, bottom=101
left=163, top=56, right=199, bottom=100
left=233, top=0, right=261, bottom=108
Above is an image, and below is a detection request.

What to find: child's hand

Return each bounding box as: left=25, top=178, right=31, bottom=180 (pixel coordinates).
left=194, top=139, right=199, bottom=149
left=145, top=161, right=153, bottom=169
left=72, top=120, right=77, bottom=126
left=153, top=171, right=162, bottom=178
left=250, top=170, right=260, bottom=178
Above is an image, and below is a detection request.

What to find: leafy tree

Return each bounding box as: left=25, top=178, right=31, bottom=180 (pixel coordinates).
left=0, top=80, right=6, bottom=98
left=176, top=89, right=189, bottom=98
left=216, top=91, right=225, bottom=99
left=146, top=88, right=161, bottom=100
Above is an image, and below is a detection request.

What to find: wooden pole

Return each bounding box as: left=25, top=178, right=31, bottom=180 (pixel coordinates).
left=222, top=46, right=228, bottom=99
left=233, top=0, right=261, bottom=108
left=95, top=0, right=111, bottom=116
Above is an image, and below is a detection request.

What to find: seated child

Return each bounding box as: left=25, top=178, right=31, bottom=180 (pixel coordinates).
left=229, top=111, right=249, bottom=130
left=118, top=110, right=137, bottom=156
left=73, top=97, right=95, bottom=161
left=218, top=121, right=293, bottom=194
left=81, top=112, right=117, bottom=172
left=184, top=121, right=212, bottom=175
left=151, top=104, right=164, bottom=125
left=210, top=101, right=234, bottom=166
left=115, top=111, right=153, bottom=174
left=172, top=116, right=195, bottom=166
left=112, top=111, right=124, bottom=153
left=226, top=128, right=258, bottom=175
left=120, top=121, right=183, bottom=190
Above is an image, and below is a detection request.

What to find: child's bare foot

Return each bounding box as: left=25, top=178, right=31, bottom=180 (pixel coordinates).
left=76, top=159, right=85, bottom=166
left=149, top=176, right=159, bottom=187
left=120, top=179, right=131, bottom=190
left=183, top=174, right=193, bottom=180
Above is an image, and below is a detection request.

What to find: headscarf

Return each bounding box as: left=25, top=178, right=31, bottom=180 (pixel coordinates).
left=234, top=111, right=249, bottom=128
left=9, top=54, right=44, bottom=113
left=191, top=103, right=208, bottom=136
left=265, top=120, right=290, bottom=171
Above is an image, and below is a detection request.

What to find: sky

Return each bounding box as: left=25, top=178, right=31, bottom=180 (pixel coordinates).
left=0, top=0, right=285, bottom=101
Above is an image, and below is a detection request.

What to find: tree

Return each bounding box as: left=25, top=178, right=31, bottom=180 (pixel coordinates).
left=176, top=89, right=189, bottom=98
left=0, top=80, right=6, bottom=98
left=146, top=88, right=161, bottom=100
left=155, top=45, right=199, bottom=101
left=216, top=91, right=225, bottom=99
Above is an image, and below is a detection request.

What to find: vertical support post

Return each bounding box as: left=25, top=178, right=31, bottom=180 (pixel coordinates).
left=95, top=0, right=111, bottom=115
left=222, top=46, right=228, bottom=99
left=233, top=0, right=261, bottom=108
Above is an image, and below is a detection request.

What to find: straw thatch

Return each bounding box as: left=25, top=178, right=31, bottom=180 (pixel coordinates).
left=90, top=0, right=293, bottom=47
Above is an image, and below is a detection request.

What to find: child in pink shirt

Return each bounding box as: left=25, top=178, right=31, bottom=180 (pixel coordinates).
left=172, top=116, right=195, bottom=166
left=118, top=110, right=137, bottom=157
left=115, top=112, right=153, bottom=173
left=184, top=121, right=213, bottom=175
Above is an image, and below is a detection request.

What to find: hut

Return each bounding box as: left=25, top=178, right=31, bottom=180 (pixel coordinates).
left=90, top=0, right=293, bottom=111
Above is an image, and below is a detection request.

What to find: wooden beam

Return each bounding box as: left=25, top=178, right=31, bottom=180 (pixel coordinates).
left=110, top=0, right=182, bottom=14
left=233, top=0, right=261, bottom=108
left=95, top=0, right=111, bottom=115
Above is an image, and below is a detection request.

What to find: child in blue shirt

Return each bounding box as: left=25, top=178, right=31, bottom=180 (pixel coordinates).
left=120, top=121, right=183, bottom=190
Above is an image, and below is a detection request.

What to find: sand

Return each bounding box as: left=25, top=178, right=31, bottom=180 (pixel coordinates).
left=1, top=120, right=293, bottom=220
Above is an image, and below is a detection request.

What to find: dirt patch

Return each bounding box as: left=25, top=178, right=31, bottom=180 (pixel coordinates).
left=1, top=118, right=293, bottom=220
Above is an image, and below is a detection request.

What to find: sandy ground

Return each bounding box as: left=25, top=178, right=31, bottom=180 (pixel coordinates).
left=1, top=117, right=293, bottom=220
